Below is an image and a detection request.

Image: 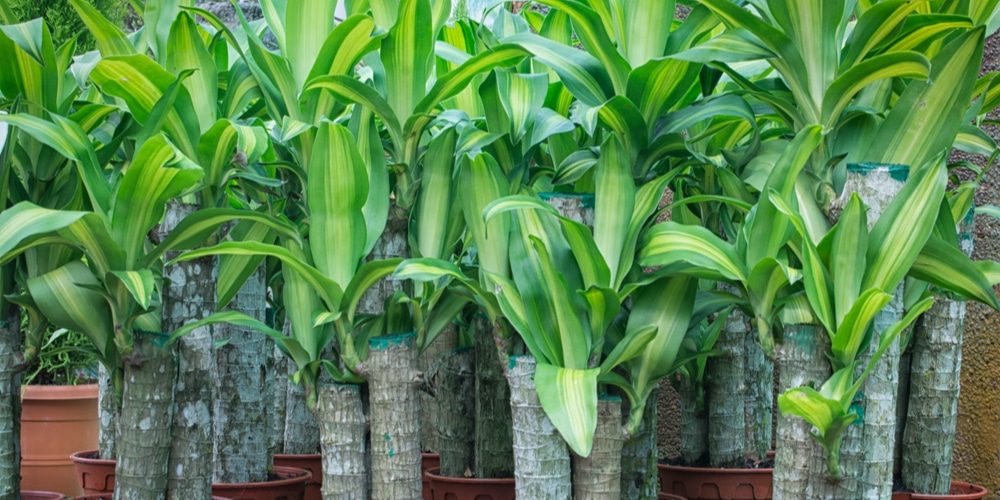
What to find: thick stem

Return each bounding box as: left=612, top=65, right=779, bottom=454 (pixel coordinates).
left=836, top=164, right=908, bottom=500
left=314, top=383, right=368, bottom=499
left=745, top=324, right=773, bottom=461
left=284, top=355, right=320, bottom=454
left=508, top=355, right=571, bottom=499
left=619, top=386, right=658, bottom=500
left=901, top=298, right=966, bottom=494
left=573, top=397, right=624, bottom=500
left=474, top=316, right=514, bottom=478
left=213, top=265, right=270, bottom=483
left=774, top=325, right=832, bottom=500
left=114, top=332, right=176, bottom=500
left=419, top=323, right=458, bottom=453
left=99, top=364, right=117, bottom=459
left=271, top=336, right=288, bottom=456
left=707, top=305, right=747, bottom=467
left=434, top=347, right=475, bottom=477
left=161, top=202, right=215, bottom=500
left=894, top=346, right=912, bottom=478
left=0, top=313, right=21, bottom=500
left=678, top=376, right=707, bottom=465
left=367, top=333, right=422, bottom=500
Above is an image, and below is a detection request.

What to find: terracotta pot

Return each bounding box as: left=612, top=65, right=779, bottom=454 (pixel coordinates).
left=421, top=453, right=440, bottom=500
left=891, top=482, right=988, bottom=500
left=69, top=496, right=232, bottom=500
left=426, top=467, right=515, bottom=500
left=658, top=463, right=772, bottom=500
left=273, top=454, right=321, bottom=500
left=69, top=450, right=115, bottom=494
left=660, top=494, right=688, bottom=500
left=211, top=466, right=311, bottom=500
left=21, top=491, right=66, bottom=500
left=21, top=384, right=99, bottom=496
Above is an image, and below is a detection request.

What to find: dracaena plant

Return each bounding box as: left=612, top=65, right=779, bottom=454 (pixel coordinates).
left=766, top=161, right=999, bottom=479
left=678, top=0, right=997, bottom=237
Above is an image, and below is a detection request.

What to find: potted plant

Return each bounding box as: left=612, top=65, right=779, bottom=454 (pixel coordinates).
left=20, top=328, right=99, bottom=497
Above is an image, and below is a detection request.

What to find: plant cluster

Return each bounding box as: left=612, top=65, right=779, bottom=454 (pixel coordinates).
left=0, top=1, right=998, bottom=500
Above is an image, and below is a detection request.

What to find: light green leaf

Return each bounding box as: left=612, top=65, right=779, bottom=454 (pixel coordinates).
left=108, top=270, right=155, bottom=310
left=534, top=362, right=599, bottom=457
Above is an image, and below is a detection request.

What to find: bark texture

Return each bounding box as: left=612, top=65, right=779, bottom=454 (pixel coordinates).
left=0, top=312, right=21, bottom=500
left=707, top=305, right=747, bottom=467
left=99, top=364, right=117, bottom=459
left=678, top=375, right=707, bottom=464
left=284, top=352, right=319, bottom=454
left=508, top=356, right=571, bottom=499
left=474, top=316, right=514, bottom=478
left=315, top=383, right=368, bottom=500
left=836, top=165, right=907, bottom=500
left=270, top=336, right=288, bottom=456
left=542, top=192, right=595, bottom=229
left=620, top=386, right=658, bottom=500
left=161, top=202, right=215, bottom=500
left=773, top=325, right=832, bottom=500
left=434, top=347, right=475, bottom=477
left=419, top=323, right=458, bottom=453
left=213, top=266, right=270, bottom=483
left=114, top=332, right=176, bottom=500
left=745, top=324, right=773, bottom=461
left=902, top=298, right=967, bottom=494
left=572, top=397, right=624, bottom=500
left=366, top=333, right=422, bottom=500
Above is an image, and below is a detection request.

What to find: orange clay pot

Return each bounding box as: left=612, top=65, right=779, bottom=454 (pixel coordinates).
left=21, top=385, right=99, bottom=497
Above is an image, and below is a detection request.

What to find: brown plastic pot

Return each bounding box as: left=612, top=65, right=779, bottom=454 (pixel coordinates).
left=273, top=454, right=321, bottom=500
left=421, top=453, right=440, bottom=500
left=891, top=482, right=989, bottom=500
left=660, top=493, right=688, bottom=500
left=22, top=491, right=66, bottom=500
left=21, top=384, right=99, bottom=496
left=69, top=496, right=232, bottom=500
left=69, top=450, right=115, bottom=494
left=211, top=466, right=311, bottom=500
left=426, top=468, right=515, bottom=500
left=658, top=463, right=772, bottom=500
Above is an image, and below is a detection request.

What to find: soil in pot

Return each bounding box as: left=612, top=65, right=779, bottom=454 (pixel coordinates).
left=69, top=450, right=115, bottom=494
left=211, top=465, right=311, bottom=500
left=426, top=467, right=515, bottom=500
left=892, top=481, right=988, bottom=500
left=21, top=384, right=99, bottom=496
left=22, top=491, right=66, bottom=500
left=422, top=453, right=440, bottom=500
left=658, top=462, right=773, bottom=500
left=273, top=454, right=321, bottom=500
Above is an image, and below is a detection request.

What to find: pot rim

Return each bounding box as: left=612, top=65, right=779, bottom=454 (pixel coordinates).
left=909, top=481, right=988, bottom=500
left=657, top=463, right=773, bottom=474
left=22, top=384, right=99, bottom=400
left=69, top=449, right=114, bottom=465
left=425, top=467, right=515, bottom=484
left=211, top=466, right=312, bottom=489
left=272, top=453, right=321, bottom=459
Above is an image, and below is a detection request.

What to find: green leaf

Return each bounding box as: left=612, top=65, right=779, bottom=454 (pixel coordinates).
left=830, top=289, right=892, bottom=369
left=535, top=0, right=629, bottom=93
left=415, top=44, right=530, bottom=116
left=108, top=270, right=156, bottom=310
left=0, top=202, right=89, bottom=263
left=594, top=134, right=635, bottom=287
left=503, top=33, right=614, bottom=107
left=67, top=0, right=135, bottom=57
left=343, top=258, right=405, bottom=324
left=27, top=261, right=113, bottom=356
left=533, top=362, right=600, bottom=457
left=306, top=75, right=403, bottom=149
left=910, top=234, right=1000, bottom=309
left=599, top=324, right=656, bottom=376
left=286, top=0, right=340, bottom=89
left=615, top=0, right=675, bottom=67
left=414, top=127, right=458, bottom=259
left=308, top=122, right=369, bottom=289
left=382, top=0, right=433, bottom=119
left=168, top=310, right=312, bottom=369
left=167, top=12, right=219, bottom=133
left=638, top=221, right=747, bottom=283
left=627, top=275, right=695, bottom=391
left=830, top=193, right=868, bottom=326
left=821, top=51, right=931, bottom=129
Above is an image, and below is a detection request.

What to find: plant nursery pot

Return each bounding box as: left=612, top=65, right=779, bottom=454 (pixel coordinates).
left=421, top=453, right=440, bottom=500
left=21, top=384, right=99, bottom=496
left=69, top=496, right=232, bottom=500
left=22, top=491, right=67, bottom=500
left=658, top=463, right=772, bottom=500
left=891, top=482, right=988, bottom=500
left=69, top=450, right=115, bottom=494
left=211, top=466, right=311, bottom=500
left=426, top=468, right=516, bottom=500
left=273, top=454, right=321, bottom=500
left=660, top=493, right=688, bottom=500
